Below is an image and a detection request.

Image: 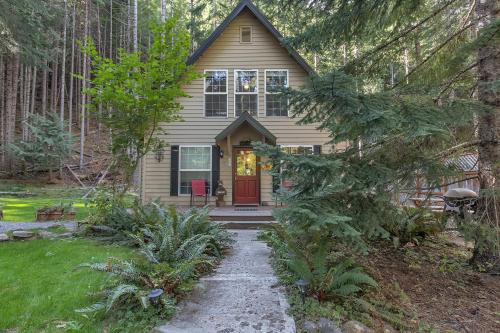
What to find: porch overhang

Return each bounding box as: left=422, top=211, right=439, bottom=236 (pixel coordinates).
left=215, top=112, right=276, bottom=144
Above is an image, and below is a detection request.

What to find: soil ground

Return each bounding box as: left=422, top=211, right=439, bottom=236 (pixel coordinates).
left=360, top=233, right=500, bottom=332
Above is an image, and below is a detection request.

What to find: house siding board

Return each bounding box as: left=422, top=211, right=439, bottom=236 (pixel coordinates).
left=142, top=9, right=330, bottom=206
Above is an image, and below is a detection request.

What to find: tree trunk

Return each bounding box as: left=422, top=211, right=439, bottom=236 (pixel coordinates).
left=126, top=0, right=131, bottom=52
left=80, top=0, right=89, bottom=169
left=68, top=2, right=76, bottom=134
left=60, top=0, right=68, bottom=122
left=5, top=53, right=20, bottom=170
left=0, top=55, right=5, bottom=166
left=109, top=0, right=113, bottom=58
left=42, top=64, right=48, bottom=115
left=132, top=0, right=138, bottom=52
left=160, top=0, right=166, bottom=22
left=30, top=67, right=37, bottom=115
left=473, top=0, right=500, bottom=271
left=51, top=58, right=59, bottom=113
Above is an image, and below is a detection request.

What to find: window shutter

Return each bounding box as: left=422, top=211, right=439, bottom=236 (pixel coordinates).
left=313, top=145, right=322, bottom=155
left=272, top=173, right=280, bottom=193
left=170, top=145, right=179, bottom=196
left=211, top=145, right=220, bottom=196
left=272, top=144, right=280, bottom=193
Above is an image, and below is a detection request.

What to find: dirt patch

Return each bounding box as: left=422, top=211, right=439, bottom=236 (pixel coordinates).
left=360, top=235, right=500, bottom=332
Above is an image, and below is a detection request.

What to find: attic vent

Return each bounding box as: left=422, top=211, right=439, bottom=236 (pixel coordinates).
left=240, top=26, right=252, bottom=43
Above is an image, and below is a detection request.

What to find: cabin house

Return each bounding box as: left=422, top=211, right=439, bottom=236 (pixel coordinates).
left=141, top=0, right=331, bottom=206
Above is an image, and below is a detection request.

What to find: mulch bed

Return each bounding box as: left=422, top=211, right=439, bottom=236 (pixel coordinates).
left=360, top=236, right=500, bottom=332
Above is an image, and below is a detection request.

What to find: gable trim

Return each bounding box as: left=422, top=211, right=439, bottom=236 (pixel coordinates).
left=215, top=112, right=276, bottom=144
left=186, top=0, right=315, bottom=76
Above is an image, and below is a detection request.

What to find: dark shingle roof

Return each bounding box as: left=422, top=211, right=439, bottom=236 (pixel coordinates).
left=186, top=0, right=315, bottom=76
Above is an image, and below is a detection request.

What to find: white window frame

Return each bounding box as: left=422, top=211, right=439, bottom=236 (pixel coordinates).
left=239, top=26, right=253, bottom=43
left=264, top=69, right=289, bottom=117
left=280, top=144, right=314, bottom=155
left=178, top=145, right=213, bottom=196
left=234, top=69, right=259, bottom=117
left=279, top=145, right=314, bottom=187
left=204, top=69, right=228, bottom=118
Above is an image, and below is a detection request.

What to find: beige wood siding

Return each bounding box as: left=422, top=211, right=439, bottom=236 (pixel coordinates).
left=142, top=9, right=331, bottom=205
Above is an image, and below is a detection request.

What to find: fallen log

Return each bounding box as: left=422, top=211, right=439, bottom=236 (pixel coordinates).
left=65, top=164, right=87, bottom=188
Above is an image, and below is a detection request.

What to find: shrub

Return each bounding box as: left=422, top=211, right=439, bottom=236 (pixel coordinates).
left=79, top=205, right=233, bottom=317
left=385, top=207, right=445, bottom=247
left=262, top=227, right=377, bottom=302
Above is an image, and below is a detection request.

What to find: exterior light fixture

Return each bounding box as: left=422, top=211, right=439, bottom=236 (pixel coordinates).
left=217, top=145, right=224, bottom=158
left=295, top=278, right=309, bottom=305
left=148, top=288, right=164, bottom=306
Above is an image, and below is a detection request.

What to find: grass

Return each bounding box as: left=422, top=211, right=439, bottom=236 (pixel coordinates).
left=0, top=196, right=89, bottom=222
left=0, top=238, right=136, bottom=332
left=0, top=183, right=90, bottom=222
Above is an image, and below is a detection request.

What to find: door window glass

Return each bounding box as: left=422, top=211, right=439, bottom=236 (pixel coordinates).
left=236, top=150, right=256, bottom=176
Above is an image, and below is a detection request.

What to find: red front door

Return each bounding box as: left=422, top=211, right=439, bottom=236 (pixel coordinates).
left=233, top=148, right=259, bottom=205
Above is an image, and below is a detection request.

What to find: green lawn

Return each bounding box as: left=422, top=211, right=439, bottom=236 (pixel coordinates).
left=0, top=239, right=135, bottom=332
left=0, top=196, right=89, bottom=222
left=0, top=184, right=90, bottom=222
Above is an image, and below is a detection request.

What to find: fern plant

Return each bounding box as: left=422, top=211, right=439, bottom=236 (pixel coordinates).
left=265, top=226, right=377, bottom=302
left=287, top=245, right=377, bottom=301
left=78, top=205, right=233, bottom=315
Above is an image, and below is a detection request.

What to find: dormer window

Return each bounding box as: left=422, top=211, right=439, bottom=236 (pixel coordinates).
left=240, top=26, right=252, bottom=43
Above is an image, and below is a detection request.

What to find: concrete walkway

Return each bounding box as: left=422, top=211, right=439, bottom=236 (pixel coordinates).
left=0, top=221, right=76, bottom=233
left=154, top=229, right=295, bottom=333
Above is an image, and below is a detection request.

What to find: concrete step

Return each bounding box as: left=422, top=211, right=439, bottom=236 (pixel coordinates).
left=215, top=220, right=276, bottom=229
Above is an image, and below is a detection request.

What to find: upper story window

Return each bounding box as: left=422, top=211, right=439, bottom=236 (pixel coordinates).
left=240, top=26, right=252, bottom=43
left=265, top=70, right=288, bottom=117
left=234, top=70, right=258, bottom=117
left=204, top=70, right=228, bottom=117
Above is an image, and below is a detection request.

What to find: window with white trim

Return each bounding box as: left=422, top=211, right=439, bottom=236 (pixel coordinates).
left=204, top=70, right=227, bottom=117
left=279, top=145, right=313, bottom=187
left=265, top=70, right=288, bottom=116
left=281, top=145, right=313, bottom=155
left=179, top=146, right=211, bottom=195
left=235, top=70, right=258, bottom=117
left=240, top=26, right=252, bottom=43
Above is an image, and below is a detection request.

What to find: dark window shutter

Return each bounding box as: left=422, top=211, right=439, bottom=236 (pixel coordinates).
left=170, top=145, right=179, bottom=196
left=272, top=173, right=279, bottom=193
left=272, top=145, right=280, bottom=193
left=313, top=145, right=322, bottom=155
left=211, top=145, right=220, bottom=196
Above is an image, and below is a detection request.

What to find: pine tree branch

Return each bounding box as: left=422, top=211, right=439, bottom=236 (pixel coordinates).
left=347, top=0, right=459, bottom=68
left=436, top=50, right=500, bottom=98
left=393, top=19, right=479, bottom=89
left=435, top=140, right=481, bottom=158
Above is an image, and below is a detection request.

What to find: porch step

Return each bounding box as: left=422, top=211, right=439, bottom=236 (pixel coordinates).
left=214, top=220, right=277, bottom=230
left=210, top=215, right=275, bottom=222
left=209, top=206, right=275, bottom=222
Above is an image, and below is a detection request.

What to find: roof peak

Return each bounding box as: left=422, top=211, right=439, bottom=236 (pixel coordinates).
left=186, top=0, right=314, bottom=75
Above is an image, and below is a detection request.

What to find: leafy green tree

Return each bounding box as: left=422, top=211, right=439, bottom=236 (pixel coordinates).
left=9, top=112, right=74, bottom=181
left=84, top=17, right=200, bottom=192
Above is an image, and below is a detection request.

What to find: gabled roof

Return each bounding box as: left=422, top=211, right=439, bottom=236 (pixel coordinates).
left=186, top=0, right=315, bottom=75
left=215, top=112, right=276, bottom=143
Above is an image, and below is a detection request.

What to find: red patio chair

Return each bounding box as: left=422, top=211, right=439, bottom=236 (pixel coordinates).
left=190, top=179, right=208, bottom=206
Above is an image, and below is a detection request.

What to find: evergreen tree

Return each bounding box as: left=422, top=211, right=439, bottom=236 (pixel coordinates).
left=9, top=112, right=74, bottom=181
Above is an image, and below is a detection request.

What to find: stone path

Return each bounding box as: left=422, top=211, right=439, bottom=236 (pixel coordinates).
left=154, top=229, right=296, bottom=333
left=0, top=221, right=76, bottom=233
